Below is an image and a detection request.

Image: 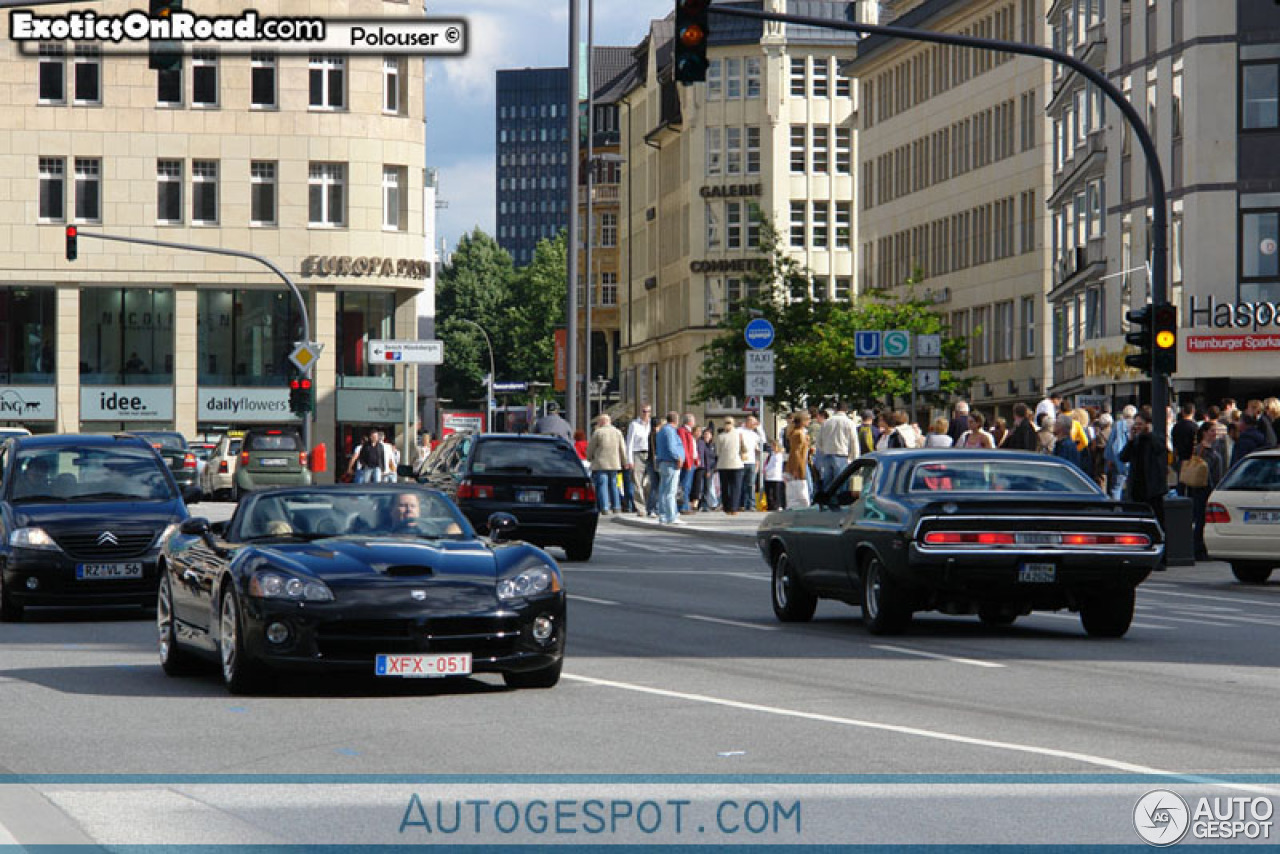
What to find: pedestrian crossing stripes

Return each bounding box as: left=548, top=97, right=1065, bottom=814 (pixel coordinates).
left=593, top=538, right=755, bottom=556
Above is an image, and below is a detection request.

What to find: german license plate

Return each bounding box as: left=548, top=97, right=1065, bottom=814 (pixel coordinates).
left=1244, top=510, right=1280, bottom=523
left=516, top=490, right=543, bottom=504
left=259, top=458, right=289, bottom=467
left=76, top=562, right=143, bottom=580
left=1018, top=563, right=1056, bottom=583
left=375, top=653, right=472, bottom=678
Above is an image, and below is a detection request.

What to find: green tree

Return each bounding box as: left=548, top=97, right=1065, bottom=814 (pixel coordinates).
left=435, top=229, right=515, bottom=406
left=505, top=231, right=568, bottom=394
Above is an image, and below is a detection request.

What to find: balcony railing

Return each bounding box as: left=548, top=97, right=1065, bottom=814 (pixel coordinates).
left=577, top=184, right=620, bottom=205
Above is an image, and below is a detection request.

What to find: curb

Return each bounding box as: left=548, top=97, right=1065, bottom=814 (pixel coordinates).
left=610, top=514, right=758, bottom=545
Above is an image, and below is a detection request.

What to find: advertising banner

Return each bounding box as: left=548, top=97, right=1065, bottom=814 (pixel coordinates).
left=0, top=386, right=56, bottom=422
left=80, top=386, right=173, bottom=421
left=198, top=388, right=298, bottom=423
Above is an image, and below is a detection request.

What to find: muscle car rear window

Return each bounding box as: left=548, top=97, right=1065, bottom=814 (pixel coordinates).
left=907, top=460, right=1098, bottom=494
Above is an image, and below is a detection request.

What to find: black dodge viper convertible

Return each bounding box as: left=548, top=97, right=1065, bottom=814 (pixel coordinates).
left=157, top=485, right=565, bottom=694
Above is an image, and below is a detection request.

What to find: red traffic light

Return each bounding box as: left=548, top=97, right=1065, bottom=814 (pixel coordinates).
left=301, top=378, right=312, bottom=390
left=679, top=23, right=706, bottom=47
left=65, top=225, right=78, bottom=261
left=66, top=225, right=77, bottom=238
left=290, top=379, right=301, bottom=390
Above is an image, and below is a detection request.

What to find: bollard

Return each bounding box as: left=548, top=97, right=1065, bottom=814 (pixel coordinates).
left=1162, top=495, right=1194, bottom=567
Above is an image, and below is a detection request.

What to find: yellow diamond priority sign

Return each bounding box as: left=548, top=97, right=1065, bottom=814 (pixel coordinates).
left=289, top=341, right=323, bottom=373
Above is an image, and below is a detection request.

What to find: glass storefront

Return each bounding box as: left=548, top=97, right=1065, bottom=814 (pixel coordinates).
left=336, top=291, right=396, bottom=389
left=198, top=289, right=304, bottom=386
left=0, top=287, right=56, bottom=384
left=80, top=288, right=174, bottom=385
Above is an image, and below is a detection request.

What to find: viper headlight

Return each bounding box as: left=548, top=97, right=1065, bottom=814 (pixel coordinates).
left=9, top=527, right=58, bottom=550
left=497, top=563, right=560, bottom=601
left=248, top=570, right=334, bottom=602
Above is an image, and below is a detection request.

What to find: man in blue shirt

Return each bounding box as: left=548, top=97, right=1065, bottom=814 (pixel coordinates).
left=1052, top=415, right=1086, bottom=474
left=654, top=410, right=685, bottom=525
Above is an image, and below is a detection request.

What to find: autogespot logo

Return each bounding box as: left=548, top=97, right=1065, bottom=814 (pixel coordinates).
left=1135, top=790, right=1190, bottom=846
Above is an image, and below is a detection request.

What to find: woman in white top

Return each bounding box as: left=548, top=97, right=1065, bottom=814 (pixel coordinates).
left=924, top=417, right=954, bottom=448
left=957, top=411, right=996, bottom=449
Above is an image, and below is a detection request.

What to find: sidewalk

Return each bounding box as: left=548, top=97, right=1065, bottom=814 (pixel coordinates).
left=609, top=508, right=762, bottom=543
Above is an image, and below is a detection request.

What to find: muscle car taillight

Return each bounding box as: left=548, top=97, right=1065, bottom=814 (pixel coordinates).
left=923, top=532, right=1015, bottom=545
left=457, top=480, right=493, bottom=500
left=1205, top=503, right=1231, bottom=524
left=1061, top=533, right=1151, bottom=547
left=922, top=531, right=1152, bottom=548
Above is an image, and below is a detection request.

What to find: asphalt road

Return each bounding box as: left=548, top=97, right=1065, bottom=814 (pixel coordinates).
left=2, top=504, right=1279, bottom=846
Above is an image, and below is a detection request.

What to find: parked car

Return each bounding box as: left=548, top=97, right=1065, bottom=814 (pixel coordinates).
left=233, top=428, right=311, bottom=498
left=190, top=442, right=217, bottom=488
left=129, top=431, right=200, bottom=495
left=1204, top=449, right=1280, bottom=583
left=201, top=434, right=242, bottom=501
left=756, top=450, right=1164, bottom=638
left=415, top=433, right=598, bottom=561
left=0, top=433, right=196, bottom=621
left=158, top=484, right=565, bottom=693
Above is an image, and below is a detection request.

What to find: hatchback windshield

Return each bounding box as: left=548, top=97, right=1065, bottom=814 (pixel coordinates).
left=1217, top=456, right=1280, bottom=492
left=247, top=432, right=302, bottom=451
left=9, top=446, right=176, bottom=502
left=471, top=439, right=585, bottom=477
left=236, top=488, right=471, bottom=540
left=907, top=460, right=1100, bottom=494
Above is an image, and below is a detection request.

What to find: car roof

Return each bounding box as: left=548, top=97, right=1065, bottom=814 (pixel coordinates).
left=473, top=433, right=570, bottom=442
left=865, top=449, right=1058, bottom=462
left=6, top=433, right=153, bottom=449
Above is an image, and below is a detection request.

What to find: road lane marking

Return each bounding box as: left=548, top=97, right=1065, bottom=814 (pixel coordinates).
left=683, top=614, right=779, bottom=632
left=562, top=674, right=1279, bottom=792
left=569, top=594, right=620, bottom=606
left=1024, top=612, right=1175, bottom=630
left=1132, top=612, right=1235, bottom=628
left=871, top=644, right=1006, bottom=668
left=720, top=572, right=769, bottom=582
left=1142, top=587, right=1280, bottom=609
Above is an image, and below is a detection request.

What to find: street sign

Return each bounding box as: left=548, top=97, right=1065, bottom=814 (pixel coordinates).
left=744, top=317, right=775, bottom=350
left=492, top=381, right=528, bottom=393
left=745, top=350, right=774, bottom=372
left=883, top=330, right=911, bottom=358
left=288, top=341, right=324, bottom=373
left=917, top=333, right=942, bottom=359
left=367, top=339, right=444, bottom=364
left=855, top=331, right=882, bottom=358
left=915, top=368, right=941, bottom=392
left=743, top=395, right=761, bottom=412
left=745, top=373, right=775, bottom=397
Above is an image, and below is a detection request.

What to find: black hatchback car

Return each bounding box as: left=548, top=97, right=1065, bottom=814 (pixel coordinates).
left=418, top=433, right=597, bottom=561
left=0, top=433, right=195, bottom=621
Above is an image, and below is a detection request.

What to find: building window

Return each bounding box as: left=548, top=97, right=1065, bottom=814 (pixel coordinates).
left=811, top=57, right=829, bottom=97
left=790, top=57, right=806, bottom=97
left=73, top=157, right=101, bottom=222
left=811, top=201, right=829, bottom=249
left=198, top=290, right=301, bottom=387
left=72, top=45, right=101, bottom=104
left=836, top=70, right=851, bottom=98
left=835, top=126, right=852, bottom=174
left=745, top=126, right=761, bottom=175
left=1087, top=179, right=1104, bottom=239
left=0, top=288, right=56, bottom=384
left=79, top=288, right=175, bottom=386
left=600, top=272, right=618, bottom=306
left=994, top=300, right=1014, bottom=362
left=705, top=203, right=720, bottom=250
left=384, top=57, right=405, bottom=114
left=707, top=59, right=722, bottom=100
left=156, top=160, right=182, bottom=223
left=790, top=201, right=805, bottom=248
left=812, top=126, right=829, bottom=173
left=726, top=201, right=743, bottom=249
left=191, top=160, right=218, bottom=224
left=309, top=54, right=346, bottom=109
left=1021, top=296, right=1036, bottom=358
left=382, top=166, right=402, bottom=230
left=250, top=161, right=276, bottom=225
left=834, top=277, right=851, bottom=301
left=789, top=125, right=805, bottom=172
left=157, top=61, right=182, bottom=106
left=706, top=127, right=722, bottom=176
left=192, top=49, right=218, bottom=107
left=746, top=57, right=761, bottom=98
left=1171, top=204, right=1184, bottom=284
left=725, top=126, right=742, bottom=175
left=251, top=52, right=277, bottom=108
left=336, top=291, right=396, bottom=385
left=38, top=157, right=65, bottom=222
left=747, top=204, right=762, bottom=248
left=1242, top=210, right=1279, bottom=280
left=972, top=305, right=990, bottom=365
left=1243, top=62, right=1279, bottom=130
left=835, top=202, right=851, bottom=249
left=725, top=58, right=742, bottom=99
left=38, top=44, right=64, bottom=103
left=308, top=162, right=346, bottom=226
left=600, top=212, right=617, bottom=247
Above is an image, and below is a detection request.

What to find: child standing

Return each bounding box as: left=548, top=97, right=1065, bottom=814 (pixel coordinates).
left=763, top=442, right=786, bottom=511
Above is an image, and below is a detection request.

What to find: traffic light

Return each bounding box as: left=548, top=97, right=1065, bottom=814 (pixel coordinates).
left=65, top=225, right=77, bottom=261
left=1153, top=301, right=1177, bottom=376
left=1124, top=304, right=1153, bottom=375
left=148, top=0, right=183, bottom=72
left=289, top=376, right=314, bottom=416
left=674, top=0, right=710, bottom=84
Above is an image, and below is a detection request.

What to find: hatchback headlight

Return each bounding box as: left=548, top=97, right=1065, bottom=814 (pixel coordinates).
left=248, top=571, right=334, bottom=602
left=9, top=527, right=58, bottom=551
left=497, top=564, right=559, bottom=601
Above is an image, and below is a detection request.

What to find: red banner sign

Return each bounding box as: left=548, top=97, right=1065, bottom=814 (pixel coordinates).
left=554, top=328, right=567, bottom=392
left=1186, top=334, right=1280, bottom=353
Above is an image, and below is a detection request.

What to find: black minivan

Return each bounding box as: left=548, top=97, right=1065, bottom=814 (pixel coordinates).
left=0, top=433, right=195, bottom=621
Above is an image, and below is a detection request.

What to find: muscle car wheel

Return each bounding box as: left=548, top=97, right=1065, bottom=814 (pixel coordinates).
left=158, top=573, right=200, bottom=676
left=0, top=573, right=22, bottom=623
left=218, top=587, right=264, bottom=694
left=1230, top=562, right=1274, bottom=584
left=503, top=660, right=562, bottom=689
left=1079, top=587, right=1135, bottom=638
left=861, top=556, right=911, bottom=635
left=771, top=550, right=816, bottom=622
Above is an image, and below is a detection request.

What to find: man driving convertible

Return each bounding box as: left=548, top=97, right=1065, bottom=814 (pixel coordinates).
left=388, top=492, right=463, bottom=537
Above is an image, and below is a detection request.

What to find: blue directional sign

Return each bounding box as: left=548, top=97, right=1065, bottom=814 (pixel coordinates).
left=744, top=317, right=775, bottom=350
left=855, top=331, right=882, bottom=358
left=492, top=381, right=528, bottom=393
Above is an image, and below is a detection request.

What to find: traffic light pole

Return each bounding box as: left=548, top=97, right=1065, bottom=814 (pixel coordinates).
left=69, top=230, right=314, bottom=449
left=706, top=4, right=1172, bottom=442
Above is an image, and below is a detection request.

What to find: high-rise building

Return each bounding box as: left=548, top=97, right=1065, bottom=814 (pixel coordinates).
left=495, top=68, right=571, bottom=267
left=852, top=0, right=1054, bottom=420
